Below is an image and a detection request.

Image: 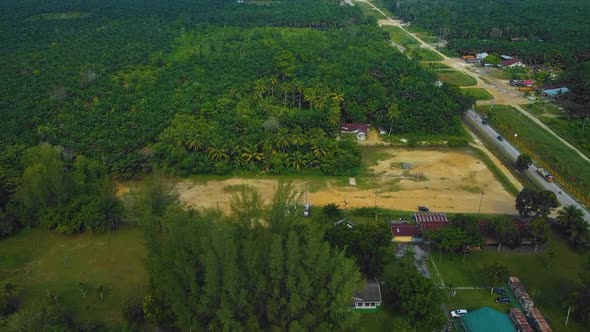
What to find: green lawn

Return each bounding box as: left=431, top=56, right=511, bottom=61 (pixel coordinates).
left=381, top=26, right=420, bottom=48
left=434, top=231, right=587, bottom=331
left=405, top=25, right=439, bottom=44
left=522, top=104, right=590, bottom=158
left=354, top=305, right=413, bottom=332
left=0, top=227, right=147, bottom=326
left=462, top=88, right=493, bottom=100
left=477, top=104, right=590, bottom=199
left=436, top=69, right=478, bottom=86
left=409, top=47, right=443, bottom=61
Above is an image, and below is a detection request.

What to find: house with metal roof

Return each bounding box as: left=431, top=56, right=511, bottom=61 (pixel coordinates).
left=390, top=223, right=421, bottom=242
left=340, top=123, right=369, bottom=141
left=509, top=308, right=533, bottom=332
left=461, top=307, right=517, bottom=332
left=413, top=212, right=449, bottom=232
left=352, top=278, right=382, bottom=309
left=526, top=308, right=552, bottom=332
left=542, top=87, right=569, bottom=99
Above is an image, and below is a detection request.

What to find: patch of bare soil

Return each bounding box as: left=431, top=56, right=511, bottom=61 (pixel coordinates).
left=175, top=149, right=518, bottom=215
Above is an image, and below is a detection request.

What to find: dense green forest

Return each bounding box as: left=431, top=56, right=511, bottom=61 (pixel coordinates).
left=384, top=0, right=590, bottom=66
left=0, top=0, right=470, bottom=181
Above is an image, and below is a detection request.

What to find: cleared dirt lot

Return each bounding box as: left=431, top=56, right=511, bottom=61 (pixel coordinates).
left=174, top=149, right=518, bottom=215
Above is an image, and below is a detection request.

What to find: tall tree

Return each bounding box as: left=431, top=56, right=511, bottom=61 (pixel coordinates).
left=528, top=217, right=550, bottom=252
left=483, top=262, right=510, bottom=294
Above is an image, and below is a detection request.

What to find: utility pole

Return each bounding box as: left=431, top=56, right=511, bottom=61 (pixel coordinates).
left=478, top=192, right=485, bottom=215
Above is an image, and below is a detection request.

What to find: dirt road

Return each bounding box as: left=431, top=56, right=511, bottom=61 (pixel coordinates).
left=174, top=149, right=518, bottom=215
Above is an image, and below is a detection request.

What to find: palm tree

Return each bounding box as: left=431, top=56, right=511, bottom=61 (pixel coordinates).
left=275, top=128, right=291, bottom=152
left=241, top=144, right=263, bottom=164
left=311, top=136, right=330, bottom=159
left=386, top=102, right=400, bottom=135
left=290, top=127, right=306, bottom=147
left=185, top=136, right=203, bottom=152
left=208, top=144, right=229, bottom=162
left=557, top=205, right=584, bottom=230
left=286, top=151, right=307, bottom=171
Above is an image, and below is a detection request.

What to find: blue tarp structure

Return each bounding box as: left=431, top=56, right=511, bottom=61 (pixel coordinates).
left=461, top=307, right=517, bottom=332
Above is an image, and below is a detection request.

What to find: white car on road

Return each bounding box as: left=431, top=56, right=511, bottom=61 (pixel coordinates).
left=450, top=309, right=468, bottom=318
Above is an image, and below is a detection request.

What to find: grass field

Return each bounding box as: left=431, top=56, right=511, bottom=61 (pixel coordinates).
left=436, top=69, right=478, bottom=86
left=522, top=103, right=590, bottom=158
left=381, top=26, right=420, bottom=48
left=433, top=230, right=587, bottom=331
left=0, top=227, right=147, bottom=326
left=409, top=47, right=443, bottom=61
left=461, top=88, right=493, bottom=100
left=405, top=25, right=439, bottom=44
left=476, top=104, right=590, bottom=197
left=421, top=62, right=451, bottom=70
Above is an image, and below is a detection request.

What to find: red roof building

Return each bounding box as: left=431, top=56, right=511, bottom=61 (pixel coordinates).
left=522, top=79, right=535, bottom=87
left=509, top=308, right=533, bottom=332
left=414, top=213, right=449, bottom=232
left=390, top=223, right=421, bottom=237
left=527, top=308, right=552, bottom=332
left=340, top=123, right=369, bottom=141
left=501, top=58, right=524, bottom=67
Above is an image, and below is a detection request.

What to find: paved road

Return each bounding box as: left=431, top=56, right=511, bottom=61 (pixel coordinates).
left=465, top=109, right=590, bottom=222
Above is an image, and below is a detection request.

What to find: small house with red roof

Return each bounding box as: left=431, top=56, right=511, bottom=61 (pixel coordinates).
left=501, top=58, right=525, bottom=68
left=340, top=123, right=369, bottom=141
left=390, top=223, right=421, bottom=243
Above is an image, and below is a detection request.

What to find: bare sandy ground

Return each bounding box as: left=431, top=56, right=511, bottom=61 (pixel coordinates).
left=173, top=149, right=518, bottom=215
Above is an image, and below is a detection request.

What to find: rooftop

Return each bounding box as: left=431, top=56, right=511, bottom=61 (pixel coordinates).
left=461, top=307, right=517, bottom=332
left=353, top=278, right=382, bottom=303
left=390, top=223, right=421, bottom=237
left=340, top=123, right=369, bottom=134
left=413, top=212, right=449, bottom=223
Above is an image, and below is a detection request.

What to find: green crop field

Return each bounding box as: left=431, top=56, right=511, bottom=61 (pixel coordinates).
left=0, top=227, right=147, bottom=326
left=477, top=104, right=590, bottom=197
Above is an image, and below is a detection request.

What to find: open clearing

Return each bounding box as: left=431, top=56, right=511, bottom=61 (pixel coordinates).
left=175, top=149, right=517, bottom=215
left=0, top=227, right=146, bottom=326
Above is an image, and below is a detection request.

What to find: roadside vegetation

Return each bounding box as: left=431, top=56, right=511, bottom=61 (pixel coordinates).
left=435, top=69, right=478, bottom=86
left=477, top=104, right=590, bottom=199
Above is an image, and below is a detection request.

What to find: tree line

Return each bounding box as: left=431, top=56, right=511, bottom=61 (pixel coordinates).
left=384, top=0, right=590, bottom=67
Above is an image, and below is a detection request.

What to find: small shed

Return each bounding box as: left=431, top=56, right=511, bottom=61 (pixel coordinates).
left=402, top=162, right=413, bottom=169
left=526, top=308, right=552, bottom=332
left=508, top=276, right=524, bottom=291
left=514, top=288, right=534, bottom=311
left=509, top=308, right=533, bottom=332
left=352, top=278, right=382, bottom=309
left=461, top=307, right=517, bottom=332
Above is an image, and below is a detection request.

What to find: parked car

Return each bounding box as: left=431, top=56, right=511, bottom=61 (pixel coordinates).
left=450, top=309, right=468, bottom=318
left=496, top=135, right=504, bottom=141
left=493, top=287, right=507, bottom=296
left=482, top=120, right=488, bottom=125
left=418, top=206, right=430, bottom=212
left=495, top=297, right=511, bottom=304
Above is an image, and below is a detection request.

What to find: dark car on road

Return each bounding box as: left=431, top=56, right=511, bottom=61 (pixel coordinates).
left=493, top=287, right=507, bottom=296
left=495, top=297, right=511, bottom=304
left=496, top=135, right=504, bottom=141
left=482, top=120, right=488, bottom=125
